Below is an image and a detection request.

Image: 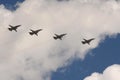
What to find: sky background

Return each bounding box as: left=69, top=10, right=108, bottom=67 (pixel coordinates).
left=52, top=34, right=120, bottom=80
left=0, top=0, right=24, bottom=10
left=0, top=0, right=120, bottom=80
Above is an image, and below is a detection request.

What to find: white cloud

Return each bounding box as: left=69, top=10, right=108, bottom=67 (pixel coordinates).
left=84, top=64, right=120, bottom=80
left=0, top=0, right=120, bottom=80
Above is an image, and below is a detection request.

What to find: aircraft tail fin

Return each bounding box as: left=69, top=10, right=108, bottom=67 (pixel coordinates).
left=8, top=28, right=12, bottom=31
left=82, top=41, right=86, bottom=44
left=9, top=25, right=13, bottom=28
left=29, top=32, right=34, bottom=35
left=53, top=36, right=57, bottom=40
left=54, top=34, right=58, bottom=36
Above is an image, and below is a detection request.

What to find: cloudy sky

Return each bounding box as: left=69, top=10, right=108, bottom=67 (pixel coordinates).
left=0, top=0, right=120, bottom=80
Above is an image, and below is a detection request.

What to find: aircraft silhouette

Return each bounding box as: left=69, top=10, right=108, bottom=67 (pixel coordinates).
left=53, top=33, right=67, bottom=40
left=8, top=25, right=21, bottom=32
left=82, top=38, right=95, bottom=45
left=29, top=29, right=42, bottom=36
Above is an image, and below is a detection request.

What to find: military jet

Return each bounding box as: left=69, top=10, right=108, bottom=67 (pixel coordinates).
left=8, top=25, right=21, bottom=32
left=53, top=33, right=67, bottom=40
left=82, top=38, right=95, bottom=45
left=29, top=29, right=42, bottom=36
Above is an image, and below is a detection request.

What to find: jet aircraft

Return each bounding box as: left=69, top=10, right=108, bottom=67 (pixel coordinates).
left=8, top=25, right=21, bottom=32
left=53, top=33, right=67, bottom=40
left=29, top=29, right=42, bottom=36
left=82, top=38, right=95, bottom=45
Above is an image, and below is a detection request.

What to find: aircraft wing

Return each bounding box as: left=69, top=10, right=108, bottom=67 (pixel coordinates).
left=37, top=29, right=42, bottom=32
left=15, top=25, right=21, bottom=27
left=89, top=38, right=95, bottom=41
left=61, top=33, right=67, bottom=37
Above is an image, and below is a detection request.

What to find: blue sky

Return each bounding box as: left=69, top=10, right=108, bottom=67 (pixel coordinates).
left=0, top=0, right=120, bottom=80
left=52, top=34, right=120, bottom=80
left=0, top=0, right=24, bottom=10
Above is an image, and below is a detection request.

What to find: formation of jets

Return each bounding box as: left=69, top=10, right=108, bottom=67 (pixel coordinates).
left=8, top=25, right=95, bottom=45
